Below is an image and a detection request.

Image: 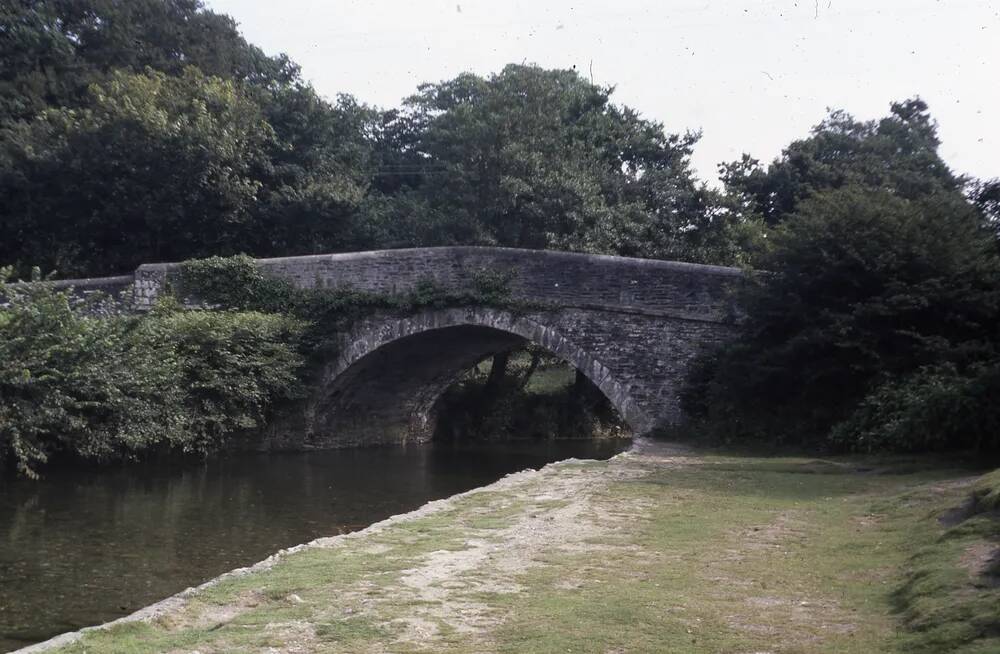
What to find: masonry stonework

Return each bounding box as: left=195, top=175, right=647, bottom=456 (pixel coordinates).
left=52, top=247, right=744, bottom=446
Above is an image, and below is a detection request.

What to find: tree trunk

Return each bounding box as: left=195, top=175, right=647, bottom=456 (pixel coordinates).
left=518, top=350, right=542, bottom=390
left=482, top=351, right=511, bottom=398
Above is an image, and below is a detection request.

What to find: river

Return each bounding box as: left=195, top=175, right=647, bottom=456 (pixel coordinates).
left=0, top=439, right=629, bottom=652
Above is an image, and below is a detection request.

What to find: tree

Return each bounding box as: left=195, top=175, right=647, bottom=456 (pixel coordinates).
left=366, top=64, right=755, bottom=265
left=0, top=0, right=297, bottom=125
left=968, top=178, right=1000, bottom=239
left=721, top=98, right=964, bottom=225
left=684, top=185, right=1000, bottom=447
left=246, top=87, right=378, bottom=256
left=0, top=67, right=277, bottom=275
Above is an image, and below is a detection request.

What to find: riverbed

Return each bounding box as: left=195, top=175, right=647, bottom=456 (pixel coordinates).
left=0, top=440, right=629, bottom=652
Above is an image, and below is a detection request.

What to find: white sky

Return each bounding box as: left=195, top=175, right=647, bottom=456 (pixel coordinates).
left=207, top=0, right=999, bottom=185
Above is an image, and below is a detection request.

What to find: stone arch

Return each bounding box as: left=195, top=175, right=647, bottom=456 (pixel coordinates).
left=310, top=307, right=650, bottom=444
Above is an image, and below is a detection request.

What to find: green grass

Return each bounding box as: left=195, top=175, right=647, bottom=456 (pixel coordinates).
left=890, top=471, right=1000, bottom=654
left=52, top=453, right=999, bottom=654
left=487, top=458, right=925, bottom=653
left=973, top=468, right=1000, bottom=512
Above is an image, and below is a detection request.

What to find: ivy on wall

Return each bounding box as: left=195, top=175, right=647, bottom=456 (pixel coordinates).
left=176, top=255, right=534, bottom=357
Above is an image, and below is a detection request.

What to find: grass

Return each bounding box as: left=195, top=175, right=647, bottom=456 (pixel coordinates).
left=973, top=468, right=1000, bottom=512
left=890, top=470, right=1000, bottom=654
left=50, top=450, right=999, bottom=654
left=489, top=458, right=924, bottom=653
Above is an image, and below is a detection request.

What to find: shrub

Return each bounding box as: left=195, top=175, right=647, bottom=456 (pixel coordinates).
left=830, top=362, right=1000, bottom=453
left=138, top=304, right=306, bottom=452
left=0, top=270, right=305, bottom=476
left=681, top=186, right=1000, bottom=448
left=0, top=270, right=183, bottom=477
left=177, top=254, right=295, bottom=312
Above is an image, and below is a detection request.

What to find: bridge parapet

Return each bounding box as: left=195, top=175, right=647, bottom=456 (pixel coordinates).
left=132, top=247, right=743, bottom=323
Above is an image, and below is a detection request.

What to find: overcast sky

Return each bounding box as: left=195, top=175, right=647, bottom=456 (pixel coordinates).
left=206, top=0, right=998, bottom=185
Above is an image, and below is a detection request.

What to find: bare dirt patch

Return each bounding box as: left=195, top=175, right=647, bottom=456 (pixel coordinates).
left=960, top=541, right=1000, bottom=582
left=375, top=456, right=650, bottom=649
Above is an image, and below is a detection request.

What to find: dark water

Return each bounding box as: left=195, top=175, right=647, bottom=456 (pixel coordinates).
left=0, top=439, right=629, bottom=652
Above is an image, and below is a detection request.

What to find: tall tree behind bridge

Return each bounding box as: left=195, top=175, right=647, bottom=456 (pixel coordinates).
left=0, top=0, right=297, bottom=125
left=362, top=65, right=758, bottom=265
left=718, top=98, right=966, bottom=225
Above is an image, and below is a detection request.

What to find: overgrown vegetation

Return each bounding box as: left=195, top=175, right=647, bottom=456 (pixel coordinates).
left=177, top=253, right=525, bottom=357
left=0, top=269, right=304, bottom=477
left=682, top=102, right=1000, bottom=454
left=0, top=255, right=537, bottom=476
left=177, top=254, right=518, bottom=317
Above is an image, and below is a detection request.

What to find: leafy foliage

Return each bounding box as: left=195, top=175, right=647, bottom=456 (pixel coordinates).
left=177, top=254, right=521, bottom=315
left=682, top=95, right=1000, bottom=452
left=830, top=362, right=1000, bottom=453
left=3, top=8, right=750, bottom=277
left=366, top=65, right=757, bottom=265
left=0, top=269, right=304, bottom=476
left=138, top=303, right=305, bottom=452
left=0, top=269, right=181, bottom=476
left=720, top=98, right=964, bottom=225
left=683, top=184, right=1000, bottom=450
left=0, top=0, right=297, bottom=125
left=1, top=68, right=278, bottom=274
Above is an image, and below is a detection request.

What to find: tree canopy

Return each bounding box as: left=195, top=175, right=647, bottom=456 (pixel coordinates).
left=685, top=102, right=1000, bottom=452
left=0, top=0, right=297, bottom=124
left=720, top=99, right=965, bottom=225
left=365, top=65, right=750, bottom=264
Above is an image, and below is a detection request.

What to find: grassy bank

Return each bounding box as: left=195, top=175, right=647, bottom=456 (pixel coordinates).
left=30, top=443, right=999, bottom=654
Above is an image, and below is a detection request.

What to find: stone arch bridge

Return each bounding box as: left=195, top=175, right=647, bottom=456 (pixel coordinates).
left=57, top=247, right=743, bottom=447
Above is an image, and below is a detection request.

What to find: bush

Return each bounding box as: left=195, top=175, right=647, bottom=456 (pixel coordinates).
left=681, top=186, right=1000, bottom=449
left=0, top=271, right=182, bottom=476
left=830, top=362, right=1000, bottom=453
left=176, top=254, right=294, bottom=311
left=0, top=270, right=304, bottom=476
left=139, top=304, right=306, bottom=452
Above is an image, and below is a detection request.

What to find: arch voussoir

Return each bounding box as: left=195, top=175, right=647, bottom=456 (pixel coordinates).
left=314, top=307, right=652, bottom=441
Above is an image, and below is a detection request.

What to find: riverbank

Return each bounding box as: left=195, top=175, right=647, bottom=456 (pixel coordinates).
left=21, top=441, right=999, bottom=653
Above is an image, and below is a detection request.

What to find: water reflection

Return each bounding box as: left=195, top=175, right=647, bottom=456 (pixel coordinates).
left=0, top=439, right=628, bottom=651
